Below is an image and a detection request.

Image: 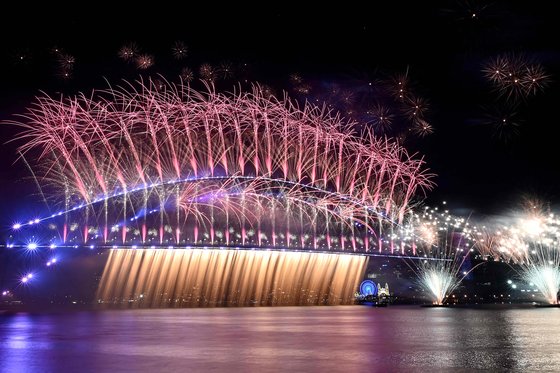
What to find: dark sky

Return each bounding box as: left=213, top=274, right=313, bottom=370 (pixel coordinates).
left=1, top=1, right=559, bottom=226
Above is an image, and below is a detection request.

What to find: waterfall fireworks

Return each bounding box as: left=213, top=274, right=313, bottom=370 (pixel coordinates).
left=97, top=249, right=367, bottom=307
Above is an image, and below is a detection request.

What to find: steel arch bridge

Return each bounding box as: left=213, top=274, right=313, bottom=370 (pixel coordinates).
left=3, top=79, right=437, bottom=307
left=7, top=78, right=434, bottom=256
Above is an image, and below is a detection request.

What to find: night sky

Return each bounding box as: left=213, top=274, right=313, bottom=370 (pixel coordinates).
left=1, top=1, right=559, bottom=226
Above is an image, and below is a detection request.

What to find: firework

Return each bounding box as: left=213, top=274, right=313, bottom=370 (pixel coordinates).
left=398, top=205, right=482, bottom=305
left=367, top=104, right=393, bottom=133
left=477, top=203, right=560, bottom=304
left=218, top=61, right=234, bottom=80
left=402, top=96, right=429, bottom=121
left=439, top=0, right=493, bottom=23
left=5, top=77, right=434, bottom=255
left=118, top=43, right=139, bottom=62
left=48, top=48, right=75, bottom=80
left=57, top=53, right=75, bottom=70
left=482, top=104, right=522, bottom=142
left=171, top=41, right=188, bottom=60
left=199, top=63, right=216, bottom=82
left=482, top=53, right=550, bottom=102
left=135, top=54, right=154, bottom=69
left=180, top=67, right=195, bottom=83
left=288, top=69, right=434, bottom=142
left=11, top=48, right=31, bottom=66
left=411, top=119, right=434, bottom=138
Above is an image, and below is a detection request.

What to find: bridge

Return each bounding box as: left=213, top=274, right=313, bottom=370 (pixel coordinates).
left=4, top=79, right=435, bottom=307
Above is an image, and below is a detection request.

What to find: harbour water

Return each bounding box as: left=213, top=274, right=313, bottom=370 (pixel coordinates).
left=2, top=305, right=560, bottom=372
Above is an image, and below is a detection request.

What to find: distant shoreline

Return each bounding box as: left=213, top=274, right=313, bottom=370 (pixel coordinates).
left=1, top=301, right=552, bottom=315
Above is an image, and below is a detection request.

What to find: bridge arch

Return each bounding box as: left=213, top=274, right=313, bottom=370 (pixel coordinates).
left=8, top=78, right=434, bottom=256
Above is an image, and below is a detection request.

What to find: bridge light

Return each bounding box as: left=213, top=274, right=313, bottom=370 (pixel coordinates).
left=21, top=273, right=33, bottom=283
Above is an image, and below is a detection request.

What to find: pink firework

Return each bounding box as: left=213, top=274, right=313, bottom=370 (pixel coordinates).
left=118, top=42, right=139, bottom=62
left=135, top=54, right=154, bottom=69
left=180, top=67, right=195, bottom=83
left=6, top=78, right=434, bottom=253
left=199, top=63, right=216, bottom=82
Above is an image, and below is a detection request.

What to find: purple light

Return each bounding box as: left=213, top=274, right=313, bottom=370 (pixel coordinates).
left=27, top=243, right=38, bottom=250
left=12, top=223, right=21, bottom=230
left=49, top=244, right=56, bottom=249
left=2, top=291, right=7, bottom=296
left=27, top=273, right=33, bottom=279
left=21, top=277, right=28, bottom=283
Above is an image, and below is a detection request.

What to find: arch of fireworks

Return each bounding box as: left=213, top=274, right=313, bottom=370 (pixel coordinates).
left=9, top=78, right=434, bottom=254
left=6, top=78, right=437, bottom=307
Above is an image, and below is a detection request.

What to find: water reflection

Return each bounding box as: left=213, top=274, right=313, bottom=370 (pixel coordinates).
left=1, top=306, right=560, bottom=372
